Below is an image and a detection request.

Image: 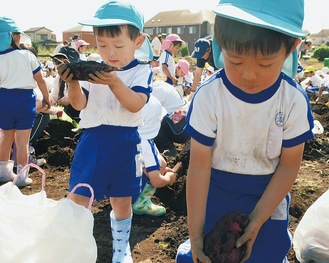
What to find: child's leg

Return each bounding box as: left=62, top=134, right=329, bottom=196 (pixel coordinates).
left=14, top=129, right=31, bottom=166
left=0, top=129, right=15, bottom=160
left=110, top=197, right=133, bottom=263
left=68, top=193, right=92, bottom=209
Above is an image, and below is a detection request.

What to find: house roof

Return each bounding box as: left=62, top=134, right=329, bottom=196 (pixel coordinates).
left=310, top=29, right=329, bottom=37
left=144, top=9, right=216, bottom=27
left=63, top=25, right=93, bottom=33
left=24, top=26, right=53, bottom=33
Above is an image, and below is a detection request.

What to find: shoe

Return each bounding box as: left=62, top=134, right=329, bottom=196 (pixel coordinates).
left=16, top=164, right=33, bottom=187
left=28, top=155, right=46, bottom=167
left=132, top=182, right=166, bottom=217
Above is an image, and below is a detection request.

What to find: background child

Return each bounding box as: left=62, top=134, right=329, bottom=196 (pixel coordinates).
left=0, top=17, right=51, bottom=187
left=176, top=0, right=314, bottom=262
left=158, top=33, right=184, bottom=86
left=56, top=1, right=153, bottom=262
left=132, top=95, right=176, bottom=216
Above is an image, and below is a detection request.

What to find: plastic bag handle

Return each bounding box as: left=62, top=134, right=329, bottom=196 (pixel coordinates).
left=13, top=163, right=46, bottom=189
left=67, top=183, right=95, bottom=210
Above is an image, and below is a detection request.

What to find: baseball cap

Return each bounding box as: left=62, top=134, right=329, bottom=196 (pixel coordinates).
left=161, top=34, right=184, bottom=51
left=315, top=70, right=325, bottom=77
left=78, top=0, right=152, bottom=61
left=191, top=39, right=211, bottom=59
left=213, top=0, right=305, bottom=38
left=58, top=46, right=80, bottom=63
left=304, top=66, right=315, bottom=74
left=72, top=34, right=79, bottom=40
left=177, top=59, right=190, bottom=76
left=75, top=39, right=90, bottom=51
left=0, top=16, right=21, bottom=52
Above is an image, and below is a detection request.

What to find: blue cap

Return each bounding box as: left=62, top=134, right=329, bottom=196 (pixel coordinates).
left=78, top=0, right=153, bottom=62
left=78, top=0, right=144, bottom=31
left=191, top=39, right=211, bottom=59
left=213, top=0, right=305, bottom=38
left=211, top=0, right=305, bottom=78
left=0, top=16, right=21, bottom=52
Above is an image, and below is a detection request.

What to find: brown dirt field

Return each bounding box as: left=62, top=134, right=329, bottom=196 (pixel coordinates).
left=16, top=58, right=329, bottom=262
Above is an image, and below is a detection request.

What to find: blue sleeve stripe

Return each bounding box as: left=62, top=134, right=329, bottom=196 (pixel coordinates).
left=184, top=124, right=214, bottom=146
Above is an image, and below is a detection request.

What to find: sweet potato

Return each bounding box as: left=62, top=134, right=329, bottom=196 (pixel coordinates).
left=203, top=211, right=249, bottom=263
left=67, top=61, right=120, bottom=80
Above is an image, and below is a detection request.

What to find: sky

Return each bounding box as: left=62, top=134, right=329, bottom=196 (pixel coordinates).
left=2, top=0, right=329, bottom=41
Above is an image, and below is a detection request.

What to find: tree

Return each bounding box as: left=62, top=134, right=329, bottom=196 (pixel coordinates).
left=312, top=45, right=329, bottom=62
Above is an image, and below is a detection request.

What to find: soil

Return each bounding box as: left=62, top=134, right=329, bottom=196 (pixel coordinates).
left=20, top=92, right=329, bottom=262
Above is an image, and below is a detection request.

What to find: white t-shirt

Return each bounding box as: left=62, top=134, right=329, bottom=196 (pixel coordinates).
left=78, top=59, right=153, bottom=129
left=152, top=80, right=185, bottom=114
left=151, top=37, right=161, bottom=57
left=138, top=95, right=164, bottom=140
left=158, top=50, right=175, bottom=81
left=0, top=49, right=41, bottom=89
left=185, top=69, right=314, bottom=176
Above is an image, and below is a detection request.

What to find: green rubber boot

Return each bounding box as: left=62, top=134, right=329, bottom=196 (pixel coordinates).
left=132, top=182, right=166, bottom=217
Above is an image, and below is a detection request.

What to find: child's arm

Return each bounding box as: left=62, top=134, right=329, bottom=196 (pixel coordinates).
left=187, top=138, right=212, bottom=263
left=34, top=71, right=51, bottom=110
left=147, top=168, right=176, bottom=188
left=237, top=143, right=305, bottom=262
left=162, top=64, right=178, bottom=86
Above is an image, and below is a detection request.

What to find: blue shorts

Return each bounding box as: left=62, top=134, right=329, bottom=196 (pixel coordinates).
left=0, top=88, right=36, bottom=130
left=69, top=125, right=143, bottom=200
left=176, top=169, right=291, bottom=263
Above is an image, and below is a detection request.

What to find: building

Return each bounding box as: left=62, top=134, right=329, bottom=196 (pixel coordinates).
left=24, top=27, right=58, bottom=49
left=308, top=29, right=329, bottom=46
left=144, top=9, right=216, bottom=53
left=62, top=25, right=96, bottom=48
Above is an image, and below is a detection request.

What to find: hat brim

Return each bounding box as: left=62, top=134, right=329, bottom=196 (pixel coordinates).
left=79, top=19, right=140, bottom=31
left=213, top=5, right=305, bottom=38
left=50, top=53, right=68, bottom=59
left=0, top=32, right=12, bottom=52
left=191, top=50, right=204, bottom=59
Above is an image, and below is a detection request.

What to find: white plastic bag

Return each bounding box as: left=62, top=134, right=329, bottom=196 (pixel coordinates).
left=293, top=189, right=329, bottom=263
left=0, top=164, right=97, bottom=263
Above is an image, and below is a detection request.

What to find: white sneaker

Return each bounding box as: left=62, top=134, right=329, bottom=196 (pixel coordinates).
left=37, top=158, right=47, bottom=167
left=16, top=177, right=33, bottom=188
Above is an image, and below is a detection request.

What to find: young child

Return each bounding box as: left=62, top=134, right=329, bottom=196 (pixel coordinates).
left=175, top=59, right=192, bottom=97
left=0, top=17, right=51, bottom=187
left=56, top=1, right=153, bottom=262
left=132, top=95, right=176, bottom=216
left=303, top=66, right=322, bottom=97
left=176, top=0, right=315, bottom=262
left=158, top=33, right=184, bottom=86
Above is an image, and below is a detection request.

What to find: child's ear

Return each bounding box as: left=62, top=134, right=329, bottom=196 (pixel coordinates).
left=291, top=38, right=302, bottom=53
left=136, top=34, right=145, bottom=49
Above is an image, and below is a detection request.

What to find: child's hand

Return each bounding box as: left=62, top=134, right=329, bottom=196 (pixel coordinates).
left=87, top=70, right=118, bottom=86
left=42, top=98, right=51, bottom=111
left=235, top=214, right=262, bottom=262
left=57, top=63, right=75, bottom=83
left=191, top=237, right=211, bottom=263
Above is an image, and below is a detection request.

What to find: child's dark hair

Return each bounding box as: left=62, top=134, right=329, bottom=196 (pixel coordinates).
left=172, top=41, right=182, bottom=48
left=93, top=24, right=140, bottom=40
left=214, top=16, right=297, bottom=56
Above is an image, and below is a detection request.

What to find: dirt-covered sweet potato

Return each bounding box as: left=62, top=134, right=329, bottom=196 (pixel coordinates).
left=203, top=211, right=249, bottom=263
left=67, top=61, right=120, bottom=80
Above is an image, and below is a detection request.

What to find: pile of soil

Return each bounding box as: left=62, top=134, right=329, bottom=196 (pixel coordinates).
left=20, top=102, right=329, bottom=263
